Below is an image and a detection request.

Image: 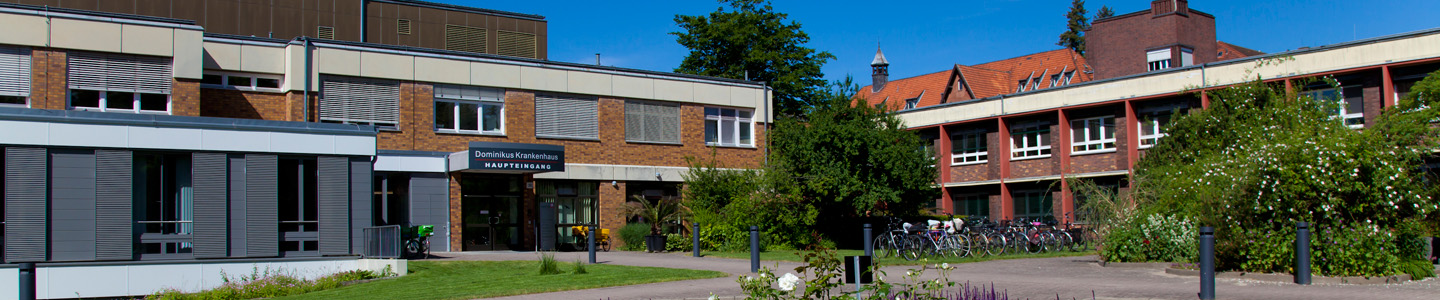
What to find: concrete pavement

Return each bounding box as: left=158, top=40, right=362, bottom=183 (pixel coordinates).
left=427, top=251, right=1440, bottom=300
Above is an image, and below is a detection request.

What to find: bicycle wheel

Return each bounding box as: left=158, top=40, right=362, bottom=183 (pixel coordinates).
left=985, top=232, right=1007, bottom=256
left=1042, top=233, right=1060, bottom=253
left=874, top=234, right=895, bottom=259
left=900, top=235, right=925, bottom=261
left=1056, top=232, right=1074, bottom=252
left=969, top=234, right=989, bottom=258
left=1007, top=232, right=1027, bottom=254
left=949, top=235, right=970, bottom=258
left=1023, top=232, right=1044, bottom=254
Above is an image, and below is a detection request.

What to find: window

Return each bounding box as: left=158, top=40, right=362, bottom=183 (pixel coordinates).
left=135, top=153, right=193, bottom=259
left=953, top=194, right=989, bottom=219
left=1395, top=74, right=1428, bottom=103
left=625, top=101, right=681, bottom=143
left=68, top=52, right=172, bottom=114
left=320, top=77, right=401, bottom=129
left=1030, top=77, right=1042, bottom=91
left=1147, top=48, right=1172, bottom=71
left=279, top=158, right=319, bottom=256
left=1015, top=80, right=1027, bottom=93
left=1070, top=116, right=1116, bottom=154
left=434, top=85, right=505, bottom=135
left=535, top=95, right=599, bottom=139
left=904, top=97, right=919, bottom=109
left=1013, top=190, right=1053, bottom=221
left=445, top=24, right=487, bottom=53
left=1049, top=74, right=1062, bottom=88
left=200, top=72, right=282, bottom=91
left=705, top=107, right=754, bottom=147
left=538, top=181, right=598, bottom=246
left=1063, top=71, right=1075, bottom=85
left=1303, top=84, right=1364, bottom=128
left=950, top=130, right=988, bottom=165
left=0, top=46, right=30, bottom=107
left=1010, top=121, right=1051, bottom=159
left=1180, top=47, right=1194, bottom=67
left=1138, top=105, right=1183, bottom=148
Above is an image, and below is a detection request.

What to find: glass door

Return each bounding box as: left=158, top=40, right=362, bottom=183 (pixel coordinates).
left=460, top=174, right=523, bottom=251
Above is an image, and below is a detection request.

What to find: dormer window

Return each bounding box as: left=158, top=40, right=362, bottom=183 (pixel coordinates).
left=904, top=97, right=919, bottom=109
left=1016, top=80, right=1028, bottom=93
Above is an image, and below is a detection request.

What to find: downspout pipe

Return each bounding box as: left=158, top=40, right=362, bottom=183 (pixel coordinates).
left=303, top=37, right=313, bottom=122
left=761, top=81, right=771, bottom=166
left=360, top=0, right=368, bottom=43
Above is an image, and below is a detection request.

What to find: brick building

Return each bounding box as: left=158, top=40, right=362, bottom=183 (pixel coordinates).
left=0, top=1, right=768, bottom=297
left=886, top=1, right=1440, bottom=223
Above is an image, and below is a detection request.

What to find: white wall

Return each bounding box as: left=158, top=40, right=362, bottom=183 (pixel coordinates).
left=0, top=259, right=405, bottom=300
left=0, top=119, right=376, bottom=156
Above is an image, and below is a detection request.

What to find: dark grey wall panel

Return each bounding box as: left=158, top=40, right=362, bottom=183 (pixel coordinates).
left=94, top=150, right=133, bottom=261
left=192, top=152, right=229, bottom=258
left=410, top=173, right=449, bottom=252
left=349, top=157, right=372, bottom=254
left=5, top=147, right=48, bottom=262
left=50, top=150, right=96, bottom=262
left=245, top=154, right=278, bottom=257
left=317, top=156, right=349, bottom=256
left=228, top=155, right=247, bottom=257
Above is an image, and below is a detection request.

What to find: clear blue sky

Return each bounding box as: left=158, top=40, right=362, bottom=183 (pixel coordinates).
left=457, top=0, right=1440, bottom=86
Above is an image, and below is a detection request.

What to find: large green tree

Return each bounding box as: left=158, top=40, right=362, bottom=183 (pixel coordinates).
left=672, top=0, right=835, bottom=117
left=1057, top=0, right=1089, bottom=56
left=1095, top=5, right=1115, bottom=20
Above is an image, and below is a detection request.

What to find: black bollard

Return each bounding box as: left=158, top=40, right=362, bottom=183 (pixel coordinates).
left=588, top=226, right=596, bottom=264
left=693, top=223, right=702, bottom=257
left=863, top=223, right=873, bottom=257
left=750, top=225, right=760, bottom=273
left=1296, top=222, right=1311, bottom=285
left=19, top=262, right=35, bottom=300
left=1200, top=227, right=1215, bottom=300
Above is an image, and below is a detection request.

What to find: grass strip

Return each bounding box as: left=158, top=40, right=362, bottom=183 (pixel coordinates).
left=275, top=260, right=726, bottom=300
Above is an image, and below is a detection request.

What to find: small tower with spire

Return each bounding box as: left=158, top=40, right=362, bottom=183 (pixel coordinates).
left=871, top=46, right=890, bottom=93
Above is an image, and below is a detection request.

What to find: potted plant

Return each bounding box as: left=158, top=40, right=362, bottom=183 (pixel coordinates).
left=619, top=195, right=690, bottom=253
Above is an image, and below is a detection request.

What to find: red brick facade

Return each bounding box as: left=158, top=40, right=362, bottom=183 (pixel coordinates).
left=1088, top=0, right=1218, bottom=80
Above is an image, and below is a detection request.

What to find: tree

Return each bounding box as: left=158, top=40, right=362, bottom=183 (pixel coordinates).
left=673, top=0, right=836, bottom=117
left=1095, top=5, right=1115, bottom=20
left=1057, top=0, right=1089, bottom=56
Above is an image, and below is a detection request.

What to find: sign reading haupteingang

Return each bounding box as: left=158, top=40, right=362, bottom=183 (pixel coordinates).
left=468, top=141, right=565, bottom=172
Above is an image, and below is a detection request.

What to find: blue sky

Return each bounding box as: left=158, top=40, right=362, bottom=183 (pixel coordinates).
left=458, top=0, right=1440, bottom=86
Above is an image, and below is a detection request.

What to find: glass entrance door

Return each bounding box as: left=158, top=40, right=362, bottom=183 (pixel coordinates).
left=459, top=174, right=523, bottom=251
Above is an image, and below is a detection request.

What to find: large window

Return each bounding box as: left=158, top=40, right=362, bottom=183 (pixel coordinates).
left=134, top=153, right=193, bottom=259
left=625, top=101, right=681, bottom=144
left=434, top=85, right=505, bottom=135
left=1395, top=74, right=1426, bottom=101
left=200, top=72, right=282, bottom=92
left=538, top=181, right=598, bottom=246
left=1146, top=48, right=1172, bottom=72
left=950, top=130, right=988, bottom=165
left=1010, top=121, right=1051, bottom=159
left=279, top=158, right=319, bottom=256
left=1013, top=190, right=1052, bottom=221
left=0, top=46, right=30, bottom=107
left=1303, top=84, right=1364, bottom=128
left=1138, top=105, right=1184, bottom=148
left=953, top=194, right=989, bottom=219
left=320, top=77, right=401, bottom=129
left=1070, top=116, right=1116, bottom=154
left=535, top=95, right=599, bottom=140
left=705, top=107, right=754, bottom=147
left=68, top=52, right=172, bottom=114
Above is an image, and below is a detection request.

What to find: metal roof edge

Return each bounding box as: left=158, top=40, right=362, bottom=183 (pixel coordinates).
left=0, top=107, right=376, bottom=137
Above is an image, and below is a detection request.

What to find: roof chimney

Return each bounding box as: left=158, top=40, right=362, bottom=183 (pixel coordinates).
left=1151, top=0, right=1187, bottom=16
left=871, top=47, right=890, bottom=93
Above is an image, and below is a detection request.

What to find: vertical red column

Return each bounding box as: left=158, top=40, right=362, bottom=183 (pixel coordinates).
left=937, top=125, right=953, bottom=214
left=1125, top=100, right=1139, bottom=170
left=997, top=117, right=1012, bottom=221
left=1200, top=90, right=1211, bottom=109
left=1382, top=66, right=1395, bottom=108
left=1056, top=109, right=1072, bottom=220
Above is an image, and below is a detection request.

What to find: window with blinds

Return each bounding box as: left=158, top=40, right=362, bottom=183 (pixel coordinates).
left=445, top=25, right=487, bottom=54
left=535, top=95, right=598, bottom=139
left=68, top=51, right=173, bottom=113
left=625, top=101, right=681, bottom=144
left=319, top=77, right=400, bottom=128
left=0, top=46, right=30, bottom=106
left=496, top=31, right=537, bottom=58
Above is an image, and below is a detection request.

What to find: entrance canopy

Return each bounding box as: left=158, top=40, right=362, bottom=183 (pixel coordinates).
left=448, top=141, right=565, bottom=174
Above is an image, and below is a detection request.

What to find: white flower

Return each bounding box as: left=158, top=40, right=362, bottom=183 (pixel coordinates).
left=906, top=271, right=915, bottom=276
left=777, top=273, right=800, bottom=292
left=942, top=263, right=951, bottom=269
left=709, top=293, right=719, bottom=300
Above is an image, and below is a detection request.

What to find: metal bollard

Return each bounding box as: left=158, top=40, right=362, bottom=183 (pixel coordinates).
left=750, top=225, right=760, bottom=273
left=693, top=223, right=702, bottom=257
left=588, top=226, right=597, bottom=264
left=863, top=223, right=873, bottom=257
left=19, top=262, right=36, bottom=300
left=1296, top=222, right=1311, bottom=285
left=1200, top=227, right=1215, bottom=300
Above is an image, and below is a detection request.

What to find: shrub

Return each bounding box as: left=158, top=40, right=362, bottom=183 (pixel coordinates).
left=665, top=233, right=689, bottom=252
left=1312, top=223, right=1399, bottom=277
left=572, top=258, right=588, bottom=275
left=1101, top=214, right=1197, bottom=263
left=147, top=268, right=385, bottom=300
left=1399, top=259, right=1435, bottom=280
left=619, top=223, right=650, bottom=251
left=538, top=252, right=563, bottom=275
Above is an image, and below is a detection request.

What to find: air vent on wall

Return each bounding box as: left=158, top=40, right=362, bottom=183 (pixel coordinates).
left=496, top=31, right=536, bottom=59
left=398, top=19, right=412, bottom=35
left=317, top=26, right=335, bottom=40
left=445, top=25, right=487, bottom=54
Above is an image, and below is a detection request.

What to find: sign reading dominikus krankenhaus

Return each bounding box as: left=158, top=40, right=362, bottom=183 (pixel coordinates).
left=468, top=141, right=565, bottom=172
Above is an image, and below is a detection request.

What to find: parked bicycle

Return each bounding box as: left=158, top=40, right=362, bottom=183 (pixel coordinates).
left=403, top=224, right=434, bottom=259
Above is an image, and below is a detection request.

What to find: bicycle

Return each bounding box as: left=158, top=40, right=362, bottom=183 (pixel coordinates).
left=571, top=226, right=612, bottom=252
left=403, top=224, right=434, bottom=259
left=873, top=217, right=912, bottom=259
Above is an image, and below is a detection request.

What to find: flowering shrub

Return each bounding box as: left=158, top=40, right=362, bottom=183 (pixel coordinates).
left=1101, top=214, right=1197, bottom=263
left=148, top=267, right=390, bottom=300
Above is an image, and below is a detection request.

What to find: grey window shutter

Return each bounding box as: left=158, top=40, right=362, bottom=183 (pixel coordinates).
left=192, top=152, right=229, bottom=258
left=656, top=104, right=680, bottom=143
left=349, top=157, right=373, bottom=254
left=535, top=95, right=597, bottom=139
left=94, top=150, right=133, bottom=261
left=67, top=51, right=172, bottom=94
left=245, top=154, right=278, bottom=257
left=624, top=102, right=643, bottom=141
left=49, top=150, right=95, bottom=262
left=5, top=147, right=47, bottom=262
left=228, top=154, right=247, bottom=257
left=0, top=46, right=30, bottom=97
left=320, top=77, right=400, bottom=125
left=318, top=156, right=350, bottom=256
left=624, top=101, right=679, bottom=143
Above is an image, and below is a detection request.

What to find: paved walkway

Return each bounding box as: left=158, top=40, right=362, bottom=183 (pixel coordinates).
left=426, top=251, right=1440, bottom=300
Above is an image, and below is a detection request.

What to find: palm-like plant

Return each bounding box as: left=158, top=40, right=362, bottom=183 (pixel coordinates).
left=620, top=195, right=691, bottom=235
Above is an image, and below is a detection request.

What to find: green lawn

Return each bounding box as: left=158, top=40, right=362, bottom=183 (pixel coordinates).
left=275, top=260, right=726, bottom=300
left=692, top=249, right=1093, bottom=266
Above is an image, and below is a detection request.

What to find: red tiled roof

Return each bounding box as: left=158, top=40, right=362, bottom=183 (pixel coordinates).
left=970, top=48, right=1091, bottom=96
left=954, top=65, right=1009, bottom=99
left=1217, top=41, right=1264, bottom=61
left=856, top=70, right=952, bottom=111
